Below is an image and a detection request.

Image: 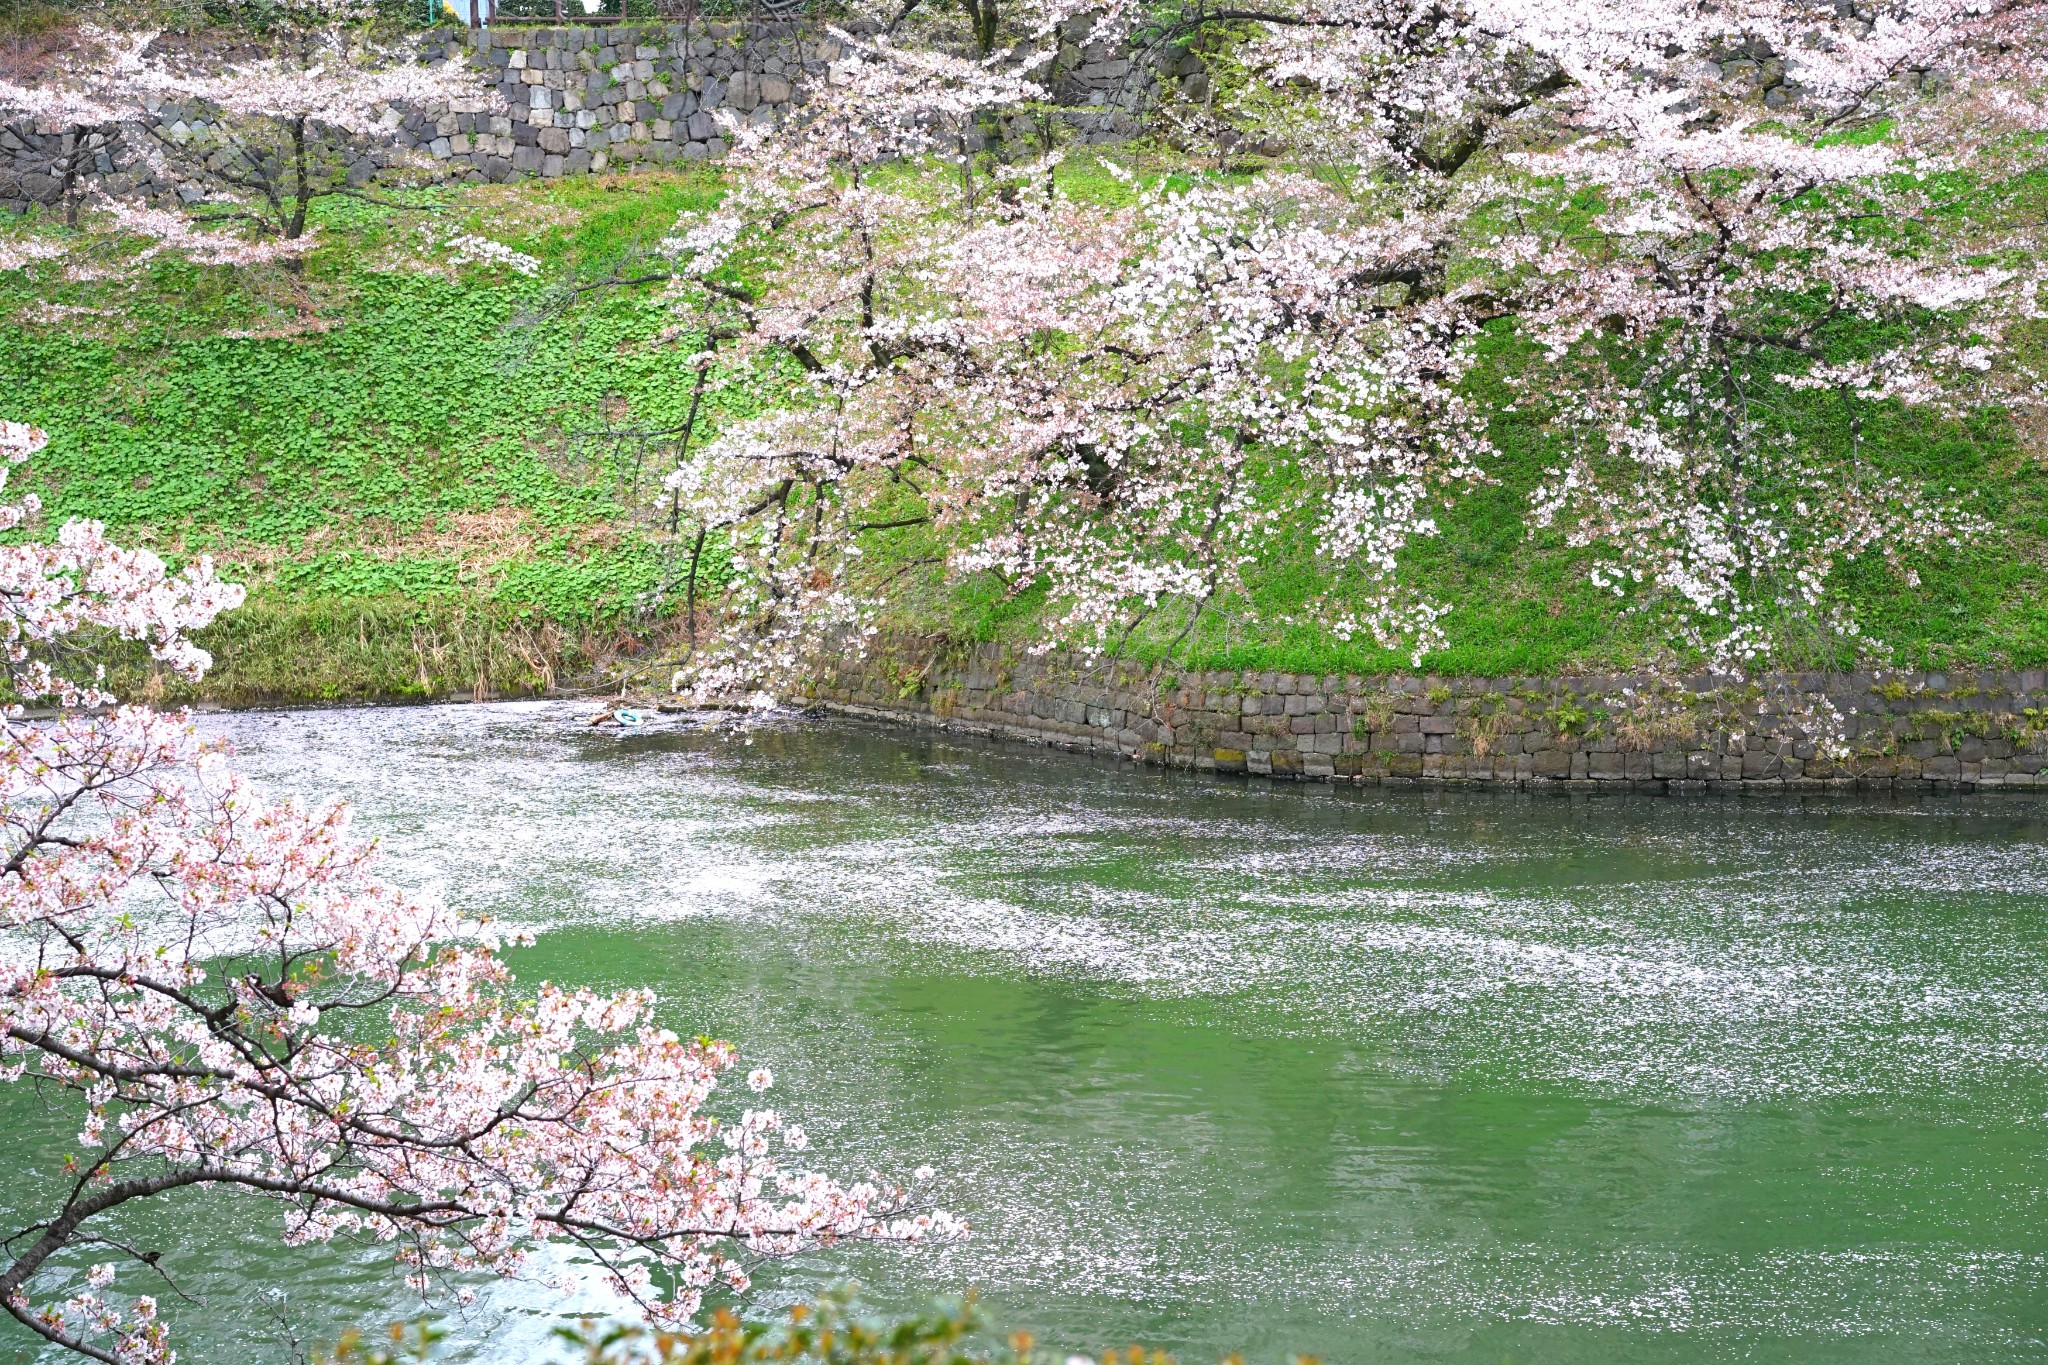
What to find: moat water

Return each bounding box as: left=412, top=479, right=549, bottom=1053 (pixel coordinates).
left=3, top=702, right=2045, bottom=1363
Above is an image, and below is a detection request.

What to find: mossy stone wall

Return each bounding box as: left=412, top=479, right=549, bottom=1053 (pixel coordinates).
left=814, top=642, right=2048, bottom=792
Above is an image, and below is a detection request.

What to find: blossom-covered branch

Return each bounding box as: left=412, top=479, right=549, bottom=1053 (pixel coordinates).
left=0, top=421, right=959, bottom=1364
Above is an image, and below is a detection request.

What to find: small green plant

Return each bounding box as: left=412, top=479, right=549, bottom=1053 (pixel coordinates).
left=1426, top=684, right=1452, bottom=706
left=1549, top=698, right=1591, bottom=736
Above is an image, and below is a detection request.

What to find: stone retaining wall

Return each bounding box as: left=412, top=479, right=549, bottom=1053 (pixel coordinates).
left=415, top=19, right=1176, bottom=180
left=811, top=642, right=2048, bottom=792
left=1, top=20, right=1185, bottom=212
left=422, top=21, right=815, bottom=179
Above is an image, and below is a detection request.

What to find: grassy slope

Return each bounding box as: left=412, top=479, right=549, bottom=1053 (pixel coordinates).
left=1, top=173, right=754, bottom=702
left=3, top=164, right=2047, bottom=703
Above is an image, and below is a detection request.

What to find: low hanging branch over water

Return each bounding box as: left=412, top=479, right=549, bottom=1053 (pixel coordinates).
left=0, top=417, right=961, bottom=1364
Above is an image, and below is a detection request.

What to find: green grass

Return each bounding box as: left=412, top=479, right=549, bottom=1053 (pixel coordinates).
left=1, top=172, right=747, bottom=699
left=4, top=163, right=2047, bottom=702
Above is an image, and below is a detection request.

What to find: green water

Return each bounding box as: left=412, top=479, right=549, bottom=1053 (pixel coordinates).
left=4, top=703, right=2046, bottom=1363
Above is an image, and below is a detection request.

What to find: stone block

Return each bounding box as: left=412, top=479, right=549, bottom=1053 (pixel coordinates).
left=539, top=127, right=571, bottom=154
left=511, top=144, right=544, bottom=173
left=541, top=152, right=565, bottom=178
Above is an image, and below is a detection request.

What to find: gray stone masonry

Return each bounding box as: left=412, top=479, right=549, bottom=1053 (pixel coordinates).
left=2, top=20, right=1191, bottom=212
left=427, top=19, right=1183, bottom=176
left=807, top=640, right=2048, bottom=792
left=422, top=22, right=814, bottom=181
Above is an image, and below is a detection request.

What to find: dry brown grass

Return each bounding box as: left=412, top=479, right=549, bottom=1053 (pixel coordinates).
left=0, top=5, right=79, bottom=84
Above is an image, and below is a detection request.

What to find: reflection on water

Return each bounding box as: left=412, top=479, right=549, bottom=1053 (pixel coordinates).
left=4, top=701, right=2046, bottom=1364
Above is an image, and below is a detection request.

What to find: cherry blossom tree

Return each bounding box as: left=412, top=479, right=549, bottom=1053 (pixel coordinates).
left=0, top=21, right=488, bottom=246
left=634, top=4, right=1558, bottom=699
left=645, top=35, right=1054, bottom=700
left=0, top=418, right=960, bottom=1364
left=642, top=0, right=2048, bottom=709
left=1465, top=0, right=2048, bottom=695
left=938, top=168, right=1494, bottom=662
left=129, top=29, right=491, bottom=243
left=639, top=32, right=1510, bottom=699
